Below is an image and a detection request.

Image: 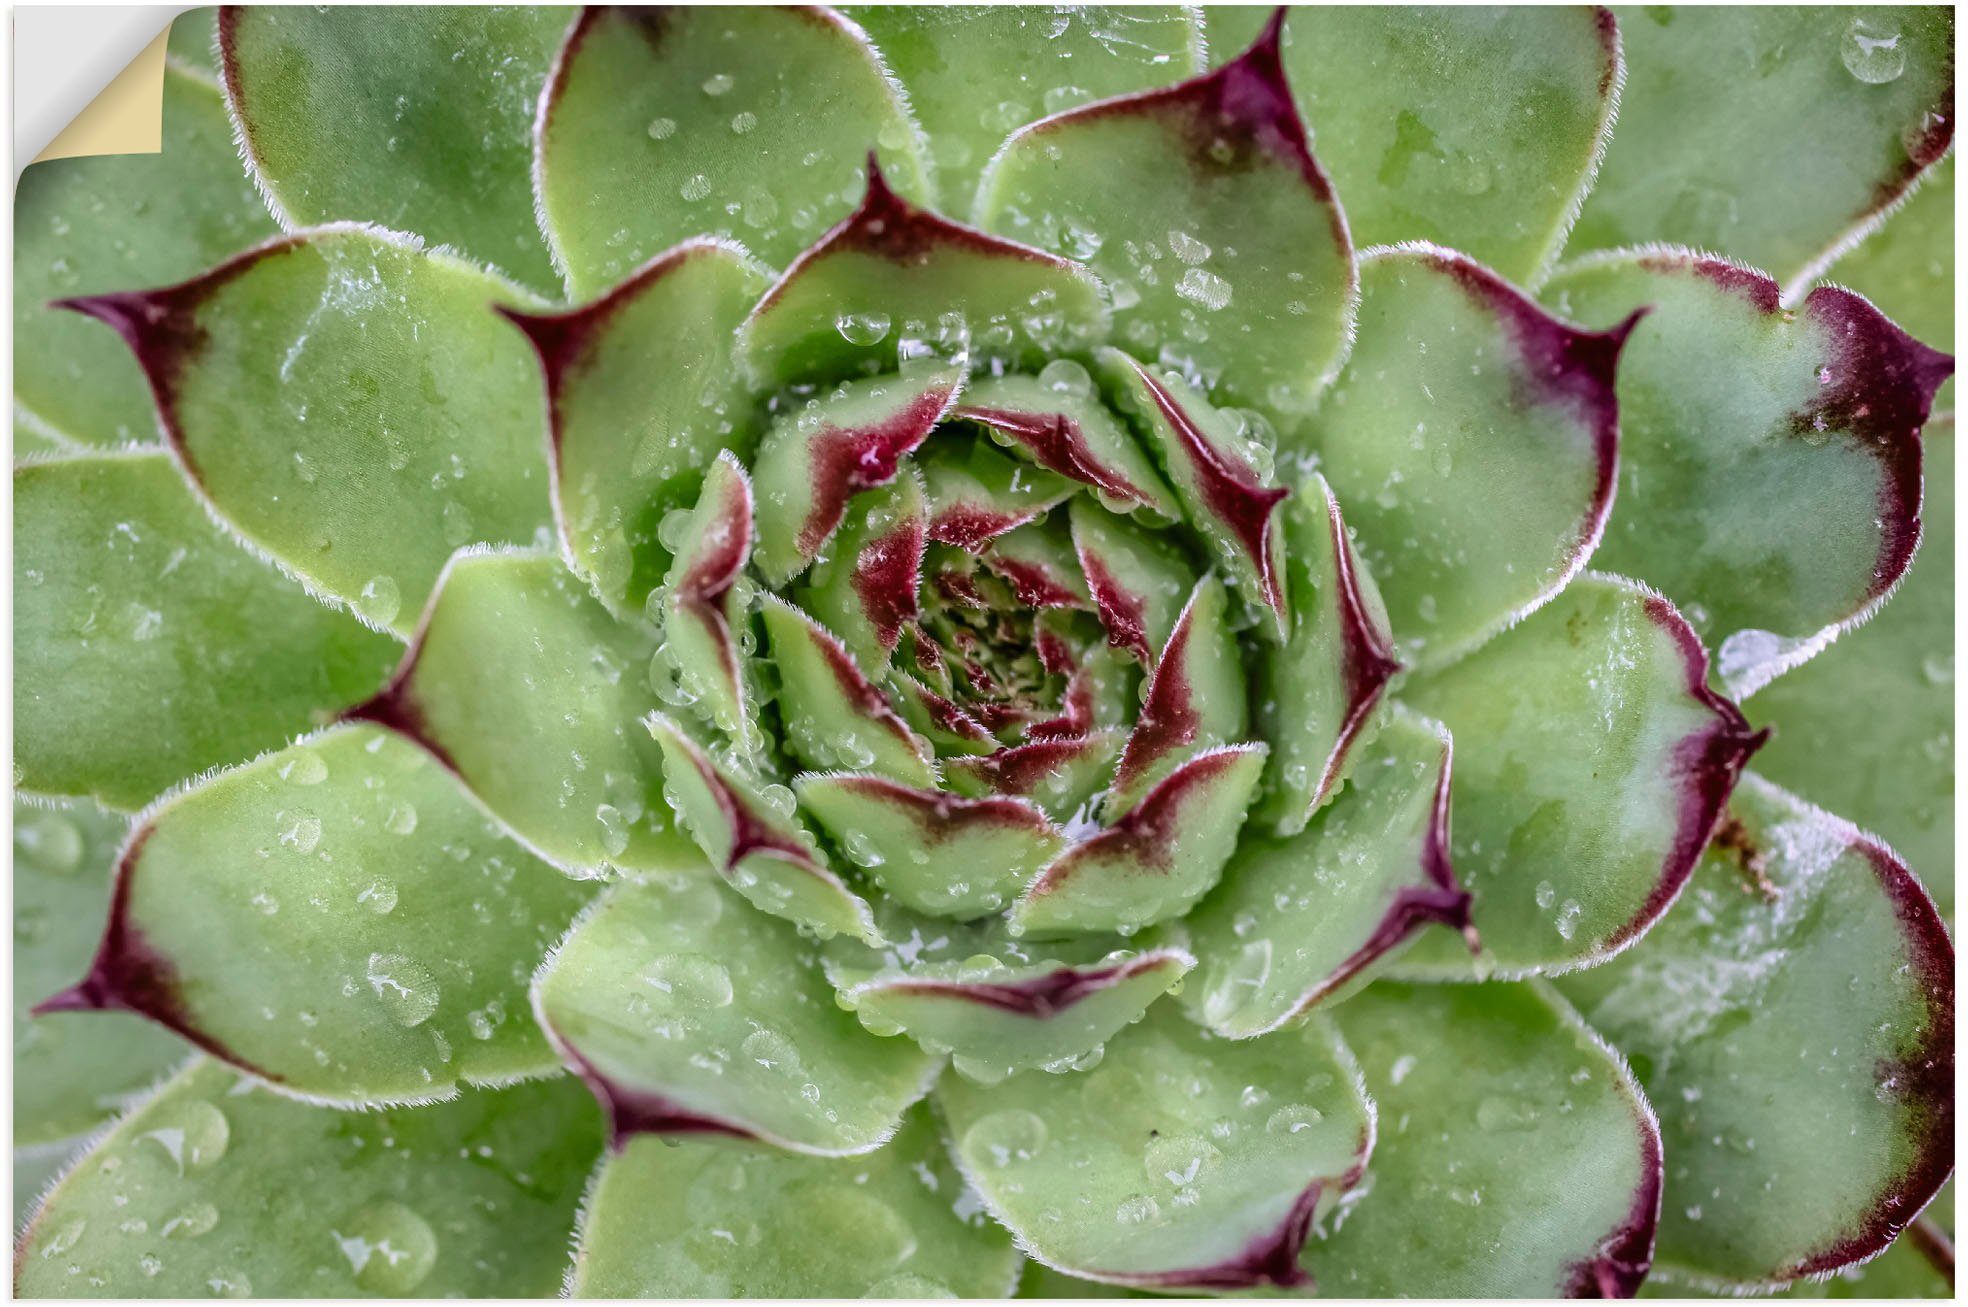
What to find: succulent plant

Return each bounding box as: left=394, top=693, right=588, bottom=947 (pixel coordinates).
left=12, top=3, right=1956, bottom=1298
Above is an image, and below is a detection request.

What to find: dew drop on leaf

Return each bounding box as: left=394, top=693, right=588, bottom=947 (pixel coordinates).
left=333, top=1200, right=438, bottom=1294
left=1841, top=16, right=1906, bottom=83
left=365, top=952, right=440, bottom=1027
left=355, top=575, right=402, bottom=627
left=962, top=1108, right=1048, bottom=1168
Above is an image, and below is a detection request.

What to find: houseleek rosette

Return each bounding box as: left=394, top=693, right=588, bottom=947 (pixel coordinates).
left=13, top=4, right=1956, bottom=1299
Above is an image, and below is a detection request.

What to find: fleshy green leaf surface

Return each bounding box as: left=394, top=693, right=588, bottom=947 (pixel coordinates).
left=1569, top=7, right=1954, bottom=300
left=977, top=15, right=1356, bottom=429
left=59, top=225, right=554, bottom=637
left=499, top=238, right=768, bottom=612
left=15, top=798, right=186, bottom=1147
left=166, top=7, right=221, bottom=77
left=938, top=1004, right=1372, bottom=1290
left=796, top=468, right=927, bottom=677
left=1748, top=420, right=1954, bottom=914
left=655, top=452, right=757, bottom=750
left=1105, top=574, right=1247, bottom=817
left=220, top=6, right=568, bottom=293
left=348, top=549, right=690, bottom=875
left=1642, top=1220, right=1953, bottom=1298
left=957, top=370, right=1180, bottom=523
left=1823, top=154, right=1953, bottom=404
left=16, top=1059, right=604, bottom=1297
left=1395, top=574, right=1762, bottom=977
left=919, top=437, right=1079, bottom=550
left=1274, top=7, right=1619, bottom=285
left=646, top=713, right=880, bottom=943
left=848, top=5, right=1204, bottom=208
left=1183, top=707, right=1471, bottom=1038
left=795, top=773, right=1063, bottom=920
left=740, top=162, right=1109, bottom=387
left=535, top=5, right=931, bottom=297
left=1558, top=774, right=1954, bottom=1287
left=15, top=450, right=397, bottom=809
left=39, top=725, right=590, bottom=1104
left=828, top=924, right=1193, bottom=1083
left=1255, top=474, right=1399, bottom=835
left=1011, top=744, right=1268, bottom=938
left=14, top=415, right=74, bottom=461
left=751, top=366, right=962, bottom=584
left=533, top=872, right=939, bottom=1156
left=570, top=1105, right=1017, bottom=1297
left=1302, top=980, right=1662, bottom=1296
left=1543, top=251, right=1951, bottom=697
left=15, top=1140, right=82, bottom=1229
left=1068, top=494, right=1196, bottom=665
left=1309, top=244, right=1629, bottom=664
left=1094, top=350, right=1289, bottom=631
left=945, top=729, right=1126, bottom=822
left=15, top=64, right=277, bottom=447
left=761, top=597, right=936, bottom=787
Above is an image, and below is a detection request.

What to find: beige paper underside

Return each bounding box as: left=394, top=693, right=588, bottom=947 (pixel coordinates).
left=33, top=27, right=170, bottom=165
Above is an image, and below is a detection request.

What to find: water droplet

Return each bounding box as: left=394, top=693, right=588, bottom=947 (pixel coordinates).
left=16, top=812, right=82, bottom=874
left=596, top=803, right=631, bottom=858
left=357, top=880, right=399, bottom=915
left=642, top=953, right=735, bottom=1008
left=356, top=575, right=401, bottom=627
left=701, top=72, right=735, bottom=96
left=333, top=1200, right=438, bottom=1294
left=40, top=1218, right=86, bottom=1257
left=140, top=1100, right=230, bottom=1174
left=275, top=809, right=322, bottom=855
left=1175, top=267, right=1232, bottom=312
left=740, top=1027, right=801, bottom=1074
left=730, top=110, right=758, bottom=135
left=1921, top=652, right=1952, bottom=685
left=366, top=953, right=440, bottom=1027
left=865, top=1272, right=955, bottom=1297
left=680, top=173, right=713, bottom=202
left=1143, top=1133, right=1223, bottom=1190
left=384, top=801, right=418, bottom=836
left=206, top=1268, right=253, bottom=1298
left=835, top=311, right=892, bottom=346
left=279, top=750, right=328, bottom=786
left=963, top=1108, right=1048, bottom=1168
left=1115, top=1193, right=1161, bottom=1225
left=162, top=1201, right=219, bottom=1240
left=1841, top=17, right=1906, bottom=83
left=1266, top=1104, right=1325, bottom=1136
left=1038, top=358, right=1093, bottom=397
left=1475, top=1095, right=1540, bottom=1132
left=647, top=116, right=677, bottom=140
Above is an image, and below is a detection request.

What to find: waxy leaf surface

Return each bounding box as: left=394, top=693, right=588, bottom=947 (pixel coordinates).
left=571, top=1106, right=1017, bottom=1297
left=221, top=5, right=567, bottom=293
left=17, top=1059, right=603, bottom=1297
left=1559, top=774, right=1954, bottom=1286
left=16, top=451, right=396, bottom=809
left=534, top=872, right=939, bottom=1155
left=41, top=726, right=590, bottom=1104
left=1303, top=981, right=1662, bottom=1296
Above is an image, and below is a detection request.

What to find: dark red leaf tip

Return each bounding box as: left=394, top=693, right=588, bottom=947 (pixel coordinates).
left=797, top=381, right=956, bottom=559
left=1562, top=1108, right=1664, bottom=1298
left=881, top=951, right=1184, bottom=1020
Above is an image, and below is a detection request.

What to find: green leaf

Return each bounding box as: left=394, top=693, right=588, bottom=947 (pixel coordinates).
left=570, top=1104, right=1017, bottom=1296
left=956, top=369, right=1180, bottom=522
left=751, top=366, right=963, bottom=584
left=16, top=1059, right=603, bottom=1297
left=1557, top=774, right=1953, bottom=1287
left=890, top=669, right=1000, bottom=757
left=919, top=437, right=1079, bottom=550
left=796, top=468, right=928, bottom=677
left=761, top=597, right=937, bottom=787
left=499, top=238, right=768, bottom=612
left=1395, top=574, right=1763, bottom=977
left=533, top=872, right=940, bottom=1156
left=15, top=64, right=276, bottom=447
left=938, top=1004, right=1372, bottom=1290
left=739, top=160, right=1109, bottom=387
left=59, top=225, right=556, bottom=638
left=848, top=5, right=1204, bottom=208
left=654, top=452, right=757, bottom=751
left=1255, top=474, right=1399, bottom=835
left=219, top=6, right=568, bottom=293
left=1569, top=7, right=1954, bottom=300
left=1642, top=1220, right=1953, bottom=1298
left=1308, top=245, right=1630, bottom=665
left=347, top=548, right=692, bottom=875
left=646, top=712, right=880, bottom=943
left=1543, top=251, right=1951, bottom=697
left=15, top=798, right=185, bottom=1147
left=794, top=773, right=1064, bottom=920
left=944, top=729, right=1125, bottom=821
left=977, top=15, right=1356, bottom=429
left=14, top=413, right=75, bottom=462
left=37, top=725, right=591, bottom=1104
left=1748, top=420, right=1953, bottom=914
left=1011, top=744, right=1268, bottom=938
left=535, top=6, right=931, bottom=297
left=15, top=1140, right=82, bottom=1229
left=1182, top=706, right=1471, bottom=1038
left=166, top=7, right=221, bottom=77
left=1095, top=349, right=1289, bottom=632
left=1068, top=495, right=1196, bottom=665
left=1104, top=574, right=1247, bottom=818
left=1272, top=7, right=1620, bottom=285
left=826, top=919, right=1193, bottom=1083
left=1302, top=980, right=1662, bottom=1296
left=15, top=450, right=397, bottom=810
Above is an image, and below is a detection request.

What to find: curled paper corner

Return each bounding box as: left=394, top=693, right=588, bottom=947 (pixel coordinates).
left=16, top=6, right=184, bottom=173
